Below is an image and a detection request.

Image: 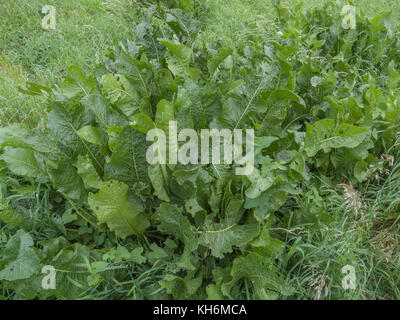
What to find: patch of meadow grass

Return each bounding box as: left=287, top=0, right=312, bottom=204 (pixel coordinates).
left=282, top=146, right=400, bottom=299
left=0, top=0, right=143, bottom=126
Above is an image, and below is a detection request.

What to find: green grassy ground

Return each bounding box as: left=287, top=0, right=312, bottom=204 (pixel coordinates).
left=0, top=0, right=142, bottom=127
left=1, top=0, right=400, bottom=299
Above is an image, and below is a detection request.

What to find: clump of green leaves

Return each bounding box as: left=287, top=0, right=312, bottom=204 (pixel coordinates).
left=1, top=0, right=400, bottom=299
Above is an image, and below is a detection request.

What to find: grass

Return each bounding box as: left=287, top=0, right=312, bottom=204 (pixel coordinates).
left=279, top=148, right=400, bottom=299
left=0, top=0, right=143, bottom=127
left=1, top=0, right=399, bottom=127
left=1, top=0, right=400, bottom=299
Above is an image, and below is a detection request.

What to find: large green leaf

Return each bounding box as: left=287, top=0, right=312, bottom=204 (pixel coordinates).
left=245, top=186, right=288, bottom=222
left=5, top=238, right=102, bottom=299
left=76, top=126, right=107, bottom=146
left=208, top=47, right=233, bottom=79
left=221, top=253, right=294, bottom=299
left=105, top=126, right=150, bottom=187
left=159, top=270, right=203, bottom=299
left=305, top=119, right=369, bottom=157
left=76, top=155, right=103, bottom=189
left=81, top=94, right=128, bottom=127
left=159, top=39, right=192, bottom=77
left=47, top=104, right=104, bottom=174
left=88, top=180, right=149, bottom=238
left=0, top=230, right=40, bottom=281
left=61, top=65, right=96, bottom=99
left=0, top=194, right=23, bottom=226
left=48, top=161, right=87, bottom=202
left=154, top=203, right=198, bottom=270
left=148, top=165, right=170, bottom=202
left=0, top=148, right=42, bottom=178
left=115, top=46, right=152, bottom=97
left=199, top=199, right=259, bottom=258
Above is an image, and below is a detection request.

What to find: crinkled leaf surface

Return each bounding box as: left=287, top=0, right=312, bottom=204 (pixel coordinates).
left=154, top=203, right=198, bottom=270
left=305, top=119, right=369, bottom=157
left=0, top=230, right=40, bottom=281
left=88, top=180, right=149, bottom=238
left=200, top=199, right=259, bottom=258
left=0, top=148, right=42, bottom=178
left=105, top=126, right=150, bottom=187
left=221, top=253, right=294, bottom=299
